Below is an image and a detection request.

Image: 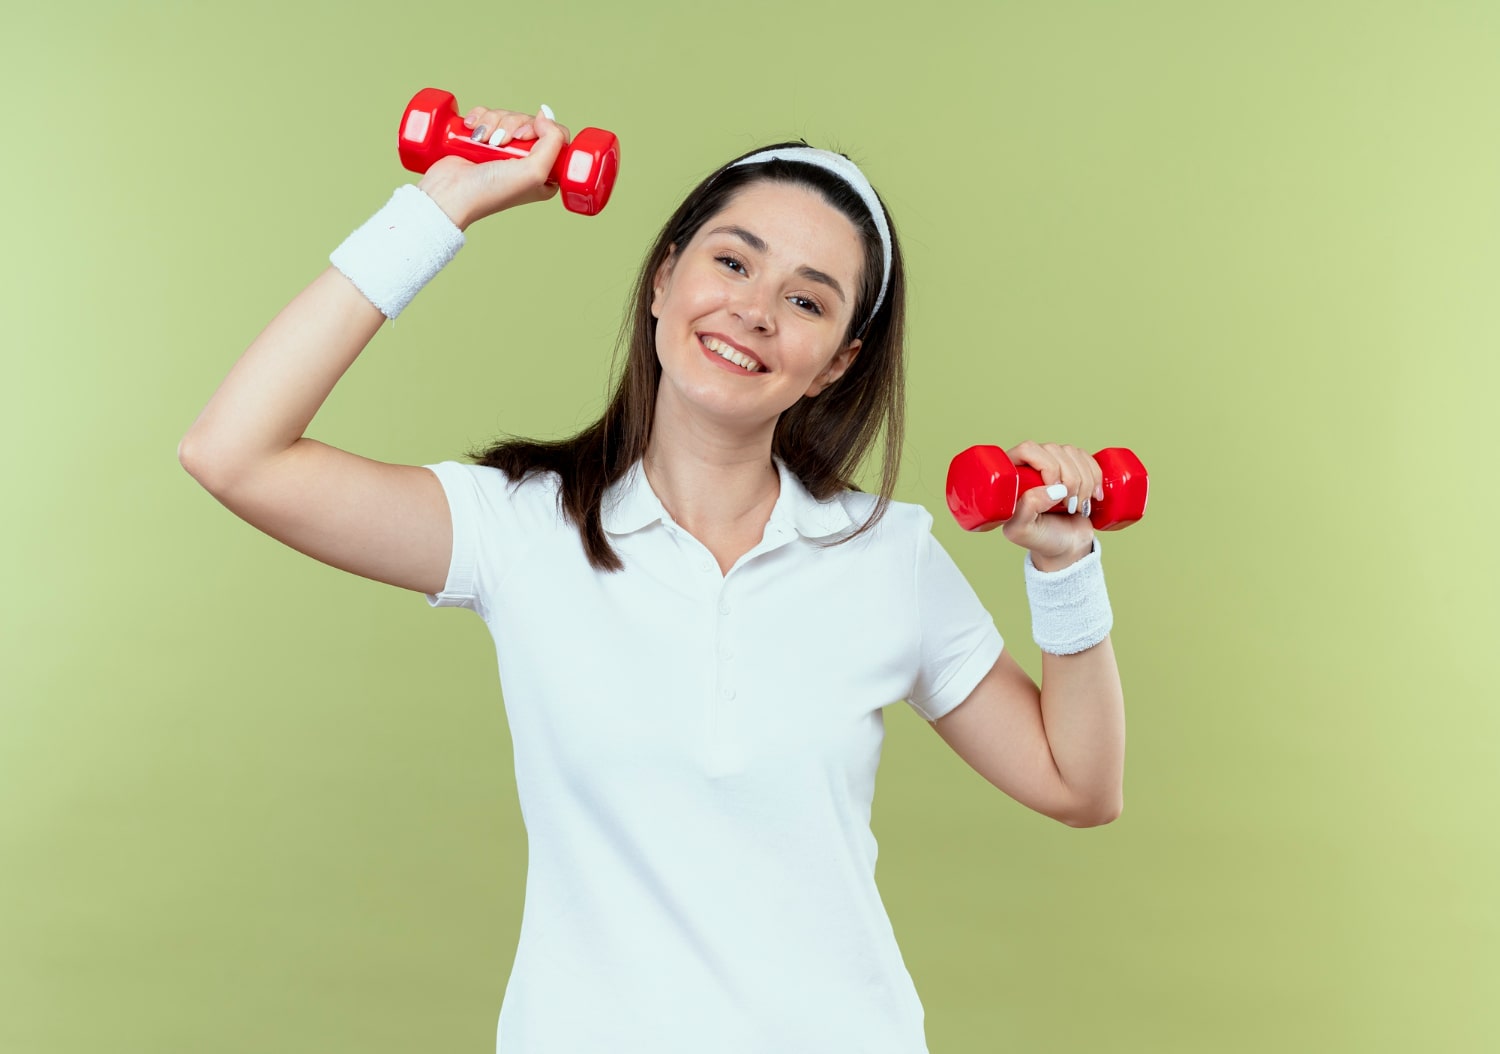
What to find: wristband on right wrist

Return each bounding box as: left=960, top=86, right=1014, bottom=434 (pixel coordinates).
left=329, top=184, right=464, bottom=319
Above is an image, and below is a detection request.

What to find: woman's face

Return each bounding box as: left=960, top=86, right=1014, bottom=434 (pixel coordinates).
left=650, top=180, right=865, bottom=433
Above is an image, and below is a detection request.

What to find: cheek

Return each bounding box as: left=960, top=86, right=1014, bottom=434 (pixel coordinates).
left=666, top=271, right=732, bottom=317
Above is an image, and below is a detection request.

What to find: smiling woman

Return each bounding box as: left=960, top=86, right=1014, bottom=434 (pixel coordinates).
left=177, top=102, right=1126, bottom=1054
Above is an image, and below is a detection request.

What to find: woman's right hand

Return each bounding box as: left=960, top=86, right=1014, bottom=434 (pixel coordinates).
left=417, top=104, right=572, bottom=230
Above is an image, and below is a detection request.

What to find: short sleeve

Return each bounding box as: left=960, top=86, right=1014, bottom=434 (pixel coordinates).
left=422, top=461, right=488, bottom=618
left=907, top=513, right=1005, bottom=722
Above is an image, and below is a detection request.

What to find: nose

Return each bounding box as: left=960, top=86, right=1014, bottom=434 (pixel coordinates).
left=732, top=280, right=776, bottom=333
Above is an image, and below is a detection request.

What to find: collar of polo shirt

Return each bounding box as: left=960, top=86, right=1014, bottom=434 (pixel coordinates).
left=603, top=458, right=855, bottom=539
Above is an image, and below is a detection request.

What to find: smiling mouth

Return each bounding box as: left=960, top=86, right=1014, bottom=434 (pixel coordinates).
left=700, top=334, right=764, bottom=373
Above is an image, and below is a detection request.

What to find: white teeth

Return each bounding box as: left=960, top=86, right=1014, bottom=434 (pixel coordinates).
left=701, top=335, right=762, bottom=372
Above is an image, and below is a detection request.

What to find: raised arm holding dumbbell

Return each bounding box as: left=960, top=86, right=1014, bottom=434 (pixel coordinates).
left=178, top=100, right=573, bottom=602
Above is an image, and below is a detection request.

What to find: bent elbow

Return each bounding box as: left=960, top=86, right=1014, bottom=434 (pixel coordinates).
left=177, top=431, right=201, bottom=474
left=1060, top=795, right=1123, bottom=829
left=178, top=431, right=221, bottom=491
left=178, top=430, right=253, bottom=497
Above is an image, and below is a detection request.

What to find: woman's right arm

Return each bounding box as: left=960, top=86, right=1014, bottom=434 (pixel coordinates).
left=178, top=104, right=569, bottom=596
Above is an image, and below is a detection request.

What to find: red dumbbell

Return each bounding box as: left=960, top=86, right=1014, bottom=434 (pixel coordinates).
left=397, top=88, right=621, bottom=216
left=946, top=446, right=1149, bottom=532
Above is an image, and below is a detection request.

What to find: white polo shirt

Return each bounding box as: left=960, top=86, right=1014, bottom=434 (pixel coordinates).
left=423, top=457, right=1003, bottom=1054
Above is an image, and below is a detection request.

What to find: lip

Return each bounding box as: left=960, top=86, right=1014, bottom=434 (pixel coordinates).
left=697, top=332, right=767, bottom=374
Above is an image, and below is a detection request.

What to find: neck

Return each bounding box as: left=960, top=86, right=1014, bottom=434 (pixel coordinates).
left=643, top=394, right=781, bottom=536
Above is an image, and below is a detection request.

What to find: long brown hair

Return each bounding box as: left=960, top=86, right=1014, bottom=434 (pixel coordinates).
left=471, top=142, right=907, bottom=571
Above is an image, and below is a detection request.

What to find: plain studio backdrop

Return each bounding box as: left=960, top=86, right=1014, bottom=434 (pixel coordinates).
left=2, top=2, right=1495, bottom=1051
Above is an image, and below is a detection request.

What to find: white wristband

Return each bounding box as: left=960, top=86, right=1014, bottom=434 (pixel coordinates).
left=329, top=185, right=464, bottom=319
left=1024, top=540, right=1113, bottom=655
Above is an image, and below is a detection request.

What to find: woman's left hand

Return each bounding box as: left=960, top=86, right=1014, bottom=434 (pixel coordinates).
left=1000, top=441, right=1103, bottom=572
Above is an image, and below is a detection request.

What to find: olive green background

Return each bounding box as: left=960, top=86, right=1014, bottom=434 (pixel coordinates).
left=3, top=1, right=1496, bottom=1051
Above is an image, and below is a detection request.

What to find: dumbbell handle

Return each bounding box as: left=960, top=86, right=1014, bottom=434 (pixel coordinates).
left=398, top=88, right=620, bottom=216
left=405, top=118, right=560, bottom=175
left=946, top=446, right=1149, bottom=532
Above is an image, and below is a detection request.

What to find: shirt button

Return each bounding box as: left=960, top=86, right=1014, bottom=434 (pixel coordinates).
left=722, top=687, right=737, bottom=700
left=718, top=600, right=731, bottom=615
left=721, top=647, right=734, bottom=661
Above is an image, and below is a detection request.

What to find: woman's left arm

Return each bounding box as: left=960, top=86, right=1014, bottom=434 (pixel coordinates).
left=930, top=441, right=1126, bottom=828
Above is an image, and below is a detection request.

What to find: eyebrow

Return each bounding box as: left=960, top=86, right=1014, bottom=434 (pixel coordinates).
left=707, top=225, right=848, bottom=304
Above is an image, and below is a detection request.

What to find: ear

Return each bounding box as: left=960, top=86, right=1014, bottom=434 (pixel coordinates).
left=805, top=338, right=862, bottom=397
left=650, top=244, right=678, bottom=319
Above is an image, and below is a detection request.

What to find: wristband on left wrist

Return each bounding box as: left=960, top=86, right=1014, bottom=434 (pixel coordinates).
left=1024, top=539, right=1113, bottom=655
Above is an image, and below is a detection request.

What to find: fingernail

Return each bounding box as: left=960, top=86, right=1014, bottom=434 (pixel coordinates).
left=1067, top=496, right=1079, bottom=515
left=471, top=125, right=487, bottom=141
left=489, top=127, right=509, bottom=146
left=1045, top=483, right=1067, bottom=501
left=1083, top=499, right=1092, bottom=516
left=1095, top=485, right=1105, bottom=501
left=539, top=103, right=555, bottom=121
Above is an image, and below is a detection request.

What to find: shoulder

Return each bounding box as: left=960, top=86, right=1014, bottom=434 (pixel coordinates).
left=424, top=460, right=567, bottom=525
left=830, top=489, right=936, bottom=542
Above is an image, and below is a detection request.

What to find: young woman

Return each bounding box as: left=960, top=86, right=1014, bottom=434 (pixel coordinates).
left=180, top=101, right=1125, bottom=1053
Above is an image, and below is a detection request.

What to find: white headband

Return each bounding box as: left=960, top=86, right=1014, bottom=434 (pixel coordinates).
left=728, top=147, right=892, bottom=336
